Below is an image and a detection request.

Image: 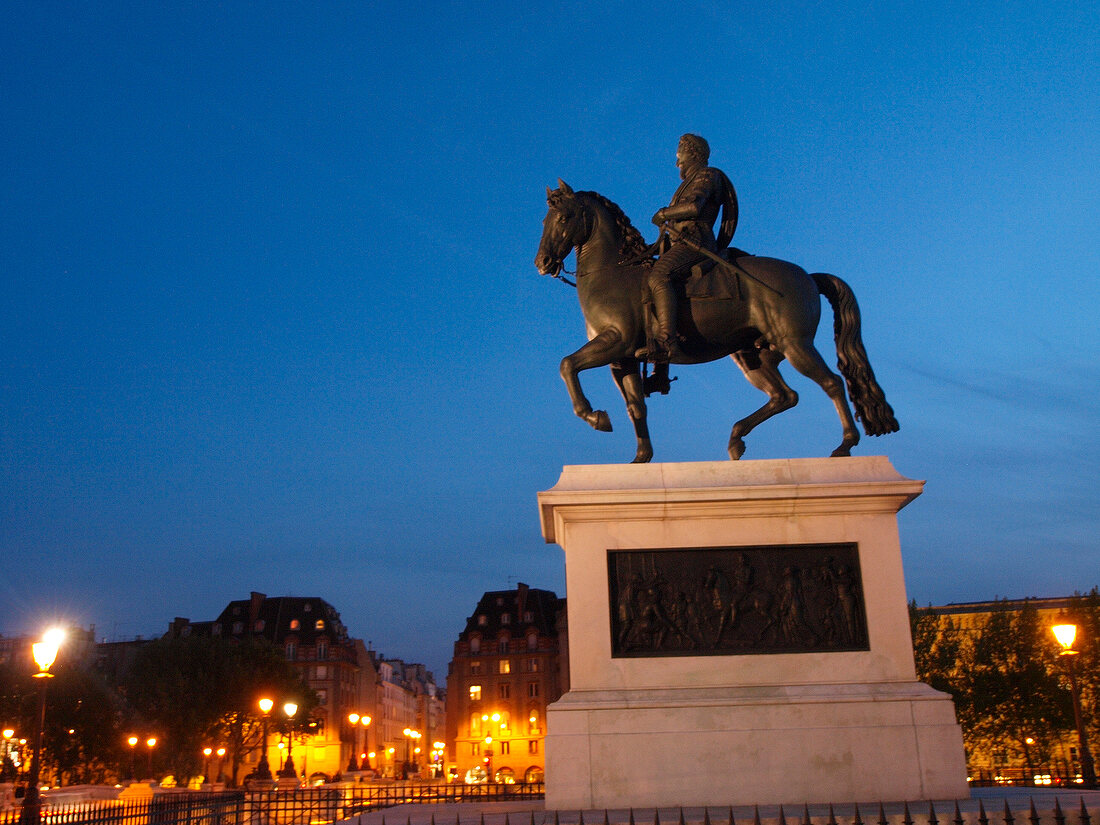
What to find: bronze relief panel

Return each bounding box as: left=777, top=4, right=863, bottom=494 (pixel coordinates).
left=608, top=544, right=868, bottom=657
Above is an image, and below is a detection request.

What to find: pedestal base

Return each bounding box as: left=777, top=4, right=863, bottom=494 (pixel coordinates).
left=538, top=458, right=967, bottom=809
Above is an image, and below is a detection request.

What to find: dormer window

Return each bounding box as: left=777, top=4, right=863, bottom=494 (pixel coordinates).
left=290, top=619, right=300, bottom=630
left=304, top=603, right=312, bottom=612
left=477, top=615, right=488, bottom=626
left=315, top=619, right=325, bottom=630
left=501, top=613, right=511, bottom=625
left=523, top=611, right=533, bottom=622
left=254, top=620, right=265, bottom=632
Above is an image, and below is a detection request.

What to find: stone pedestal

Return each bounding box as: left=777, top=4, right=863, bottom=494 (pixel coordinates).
left=537, top=457, right=967, bottom=809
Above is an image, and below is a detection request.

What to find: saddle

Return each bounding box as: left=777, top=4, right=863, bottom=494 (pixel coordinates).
left=684, top=247, right=753, bottom=301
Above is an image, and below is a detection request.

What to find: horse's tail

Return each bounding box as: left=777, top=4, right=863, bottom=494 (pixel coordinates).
left=811, top=273, right=900, bottom=436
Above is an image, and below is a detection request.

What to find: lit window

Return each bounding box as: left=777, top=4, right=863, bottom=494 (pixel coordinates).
left=528, top=710, right=540, bottom=734
left=290, top=619, right=300, bottom=630
left=470, top=714, right=482, bottom=737
left=471, top=743, right=480, bottom=756
left=469, top=685, right=482, bottom=701
left=498, top=660, right=511, bottom=674
left=315, top=619, right=325, bottom=630
left=478, top=615, right=488, bottom=626
left=527, top=658, right=539, bottom=672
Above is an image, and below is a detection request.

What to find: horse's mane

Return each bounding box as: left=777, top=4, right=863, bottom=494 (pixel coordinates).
left=579, top=191, right=649, bottom=259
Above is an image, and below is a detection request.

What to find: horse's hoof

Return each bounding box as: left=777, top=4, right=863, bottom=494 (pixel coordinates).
left=830, top=446, right=853, bottom=457
left=728, top=438, right=746, bottom=460
left=587, top=410, right=612, bottom=432
left=631, top=443, right=653, bottom=464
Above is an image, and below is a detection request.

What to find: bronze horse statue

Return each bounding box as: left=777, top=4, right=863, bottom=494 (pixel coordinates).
left=533, top=180, right=898, bottom=462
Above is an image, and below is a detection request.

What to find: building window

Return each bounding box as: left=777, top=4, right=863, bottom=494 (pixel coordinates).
left=212, top=624, right=221, bottom=636
left=524, top=611, right=534, bottom=623
left=527, top=658, right=539, bottom=672
left=528, top=682, right=539, bottom=698
left=499, top=684, right=511, bottom=699
left=315, top=619, right=325, bottom=630
left=471, top=743, right=480, bottom=756
left=501, top=613, right=511, bottom=625
left=317, top=641, right=328, bottom=660
left=529, top=740, right=539, bottom=754
left=254, top=620, right=265, bottom=632
left=290, top=619, right=300, bottom=630
left=470, top=637, right=481, bottom=653
left=315, top=665, right=327, bottom=679
left=498, top=659, right=510, bottom=674
left=470, top=714, right=482, bottom=737
left=478, top=615, right=488, bottom=626
left=317, top=689, right=328, bottom=705
left=470, top=661, right=481, bottom=675
left=527, top=633, right=538, bottom=650
left=304, top=603, right=312, bottom=612
left=528, top=710, right=540, bottom=735
left=232, top=622, right=244, bottom=634
left=496, top=597, right=505, bottom=607
left=286, top=643, right=297, bottom=660
left=469, top=685, right=482, bottom=701
left=500, top=741, right=510, bottom=755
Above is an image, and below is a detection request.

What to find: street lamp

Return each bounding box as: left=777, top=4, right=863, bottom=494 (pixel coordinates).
left=346, top=713, right=371, bottom=773
left=145, top=738, right=157, bottom=780
left=402, top=728, right=421, bottom=779
left=19, top=628, right=63, bottom=825
left=127, top=736, right=138, bottom=780
left=215, top=747, right=226, bottom=783
left=279, top=703, right=298, bottom=779
left=256, top=698, right=274, bottom=780
left=483, top=736, right=494, bottom=782
left=2, top=729, right=18, bottom=782
left=202, top=748, right=213, bottom=784
left=1052, top=623, right=1097, bottom=788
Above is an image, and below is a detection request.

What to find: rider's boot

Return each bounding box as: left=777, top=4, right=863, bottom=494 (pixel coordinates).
left=649, top=280, right=686, bottom=363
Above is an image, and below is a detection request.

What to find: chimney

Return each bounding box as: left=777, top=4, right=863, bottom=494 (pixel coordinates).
left=249, top=592, right=266, bottom=625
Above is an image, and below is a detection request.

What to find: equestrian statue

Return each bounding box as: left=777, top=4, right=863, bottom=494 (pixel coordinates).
left=533, top=134, right=899, bottom=463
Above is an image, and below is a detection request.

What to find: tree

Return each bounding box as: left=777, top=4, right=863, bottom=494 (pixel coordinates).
left=122, top=636, right=317, bottom=785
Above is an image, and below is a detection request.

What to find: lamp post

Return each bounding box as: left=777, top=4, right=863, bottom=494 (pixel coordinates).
left=483, top=736, right=494, bottom=783
left=145, top=738, right=156, bottom=780
left=127, top=736, right=138, bottom=780
left=1052, top=623, right=1097, bottom=788
left=1, top=729, right=15, bottom=782
left=345, top=714, right=371, bottom=773
left=202, top=748, right=212, bottom=785
left=216, top=747, right=226, bottom=783
left=402, top=729, right=421, bottom=779
left=21, top=630, right=64, bottom=825
left=256, top=698, right=274, bottom=780
left=279, top=703, right=298, bottom=779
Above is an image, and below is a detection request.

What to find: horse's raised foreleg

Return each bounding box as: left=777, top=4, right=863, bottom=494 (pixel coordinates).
left=727, top=349, right=799, bottom=459
left=560, top=329, right=624, bottom=433
left=776, top=338, right=860, bottom=456
left=610, top=360, right=653, bottom=463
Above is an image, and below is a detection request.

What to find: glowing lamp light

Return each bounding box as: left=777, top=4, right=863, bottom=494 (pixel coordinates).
left=283, top=702, right=298, bottom=718
left=1053, top=623, right=1078, bottom=652
left=128, top=736, right=138, bottom=747
left=32, top=629, right=64, bottom=675
left=259, top=698, right=274, bottom=714
left=348, top=713, right=360, bottom=725
left=2, top=729, right=14, bottom=739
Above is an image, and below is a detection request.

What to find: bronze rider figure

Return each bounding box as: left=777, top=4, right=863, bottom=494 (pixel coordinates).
left=643, top=134, right=738, bottom=362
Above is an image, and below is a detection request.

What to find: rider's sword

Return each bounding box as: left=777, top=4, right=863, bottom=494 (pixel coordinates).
left=659, top=223, right=783, bottom=297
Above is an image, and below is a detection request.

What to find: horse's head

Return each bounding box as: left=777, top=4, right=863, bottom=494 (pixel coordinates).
left=534, top=179, right=589, bottom=276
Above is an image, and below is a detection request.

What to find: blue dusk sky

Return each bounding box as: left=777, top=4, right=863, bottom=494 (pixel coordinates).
left=2, top=1, right=1097, bottom=677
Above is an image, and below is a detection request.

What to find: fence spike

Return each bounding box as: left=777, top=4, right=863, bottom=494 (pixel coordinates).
left=580, top=811, right=585, bottom=825
left=1054, top=799, right=1065, bottom=825
left=779, top=807, right=787, bottom=825
left=826, top=804, right=837, bottom=825
left=459, top=813, right=464, bottom=825
left=606, top=810, right=611, bottom=825
left=977, top=800, right=989, bottom=825
left=507, top=815, right=512, bottom=825
left=1003, top=800, right=1015, bottom=825
left=929, top=802, right=939, bottom=825
left=1080, top=797, right=1092, bottom=825
left=853, top=803, right=864, bottom=825
left=409, top=816, right=413, bottom=825
left=656, top=809, right=663, bottom=825
left=903, top=802, right=914, bottom=825
left=754, top=807, right=763, bottom=825
left=729, top=808, right=736, bottom=825
left=556, top=812, right=561, bottom=825
left=629, top=810, right=636, bottom=825
left=804, top=804, right=813, bottom=825
left=681, top=809, right=687, bottom=825
left=531, top=812, right=537, bottom=825
left=878, top=803, right=888, bottom=825
left=1028, top=800, right=1040, bottom=825
left=704, top=809, right=712, bottom=825
left=483, top=813, right=488, bottom=825
left=432, top=816, right=437, bottom=825
left=954, top=802, right=965, bottom=825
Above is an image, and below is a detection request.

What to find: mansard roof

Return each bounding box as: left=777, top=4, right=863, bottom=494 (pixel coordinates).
left=457, top=583, right=562, bottom=640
